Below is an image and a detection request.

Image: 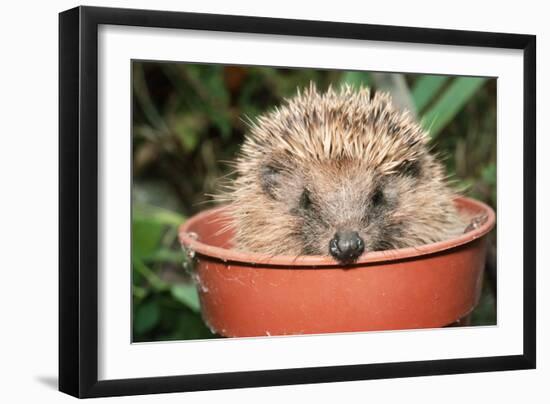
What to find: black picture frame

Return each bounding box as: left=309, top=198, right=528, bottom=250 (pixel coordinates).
left=59, top=5, right=536, bottom=398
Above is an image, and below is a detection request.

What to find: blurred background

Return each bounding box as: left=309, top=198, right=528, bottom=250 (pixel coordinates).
left=132, top=62, right=497, bottom=342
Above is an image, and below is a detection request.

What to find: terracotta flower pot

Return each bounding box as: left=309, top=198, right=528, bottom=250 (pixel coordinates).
left=178, top=197, right=495, bottom=337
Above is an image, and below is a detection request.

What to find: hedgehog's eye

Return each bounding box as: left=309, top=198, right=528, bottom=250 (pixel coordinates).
left=299, top=189, right=312, bottom=210
left=260, top=164, right=281, bottom=199
left=371, top=187, right=385, bottom=207
left=364, top=186, right=386, bottom=223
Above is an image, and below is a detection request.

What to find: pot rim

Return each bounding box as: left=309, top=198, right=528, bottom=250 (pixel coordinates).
left=178, top=196, right=495, bottom=267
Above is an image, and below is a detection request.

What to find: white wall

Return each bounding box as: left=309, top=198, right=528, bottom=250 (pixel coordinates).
left=0, top=0, right=546, bottom=402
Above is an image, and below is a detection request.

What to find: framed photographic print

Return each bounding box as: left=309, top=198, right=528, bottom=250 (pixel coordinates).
left=59, top=5, right=536, bottom=398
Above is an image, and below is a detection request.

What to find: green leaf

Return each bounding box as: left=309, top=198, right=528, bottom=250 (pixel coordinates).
left=411, top=75, right=448, bottom=112
left=133, top=203, right=185, bottom=227
left=134, top=300, right=160, bottom=334
left=133, top=257, right=168, bottom=291
left=186, top=65, right=232, bottom=138
left=171, top=284, right=201, bottom=313
left=481, top=163, right=497, bottom=186
left=340, top=71, right=371, bottom=88
left=470, top=284, right=496, bottom=326
left=132, top=217, right=164, bottom=259
left=144, top=248, right=187, bottom=263
left=131, top=204, right=186, bottom=291
left=132, top=285, right=148, bottom=300
left=171, top=114, right=206, bottom=153
left=174, top=311, right=215, bottom=340
left=162, top=310, right=216, bottom=341
left=421, top=77, right=487, bottom=139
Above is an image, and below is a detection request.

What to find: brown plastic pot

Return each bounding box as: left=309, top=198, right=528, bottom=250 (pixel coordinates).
left=178, top=197, right=495, bottom=337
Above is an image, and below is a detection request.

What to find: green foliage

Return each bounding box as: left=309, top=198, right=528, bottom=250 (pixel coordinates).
left=411, top=75, right=448, bottom=112
left=341, top=71, right=371, bottom=88
left=132, top=63, right=497, bottom=341
left=420, top=77, right=487, bottom=138
left=134, top=299, right=160, bottom=334
left=470, top=283, right=497, bottom=326
left=171, top=284, right=201, bottom=313
left=131, top=202, right=216, bottom=341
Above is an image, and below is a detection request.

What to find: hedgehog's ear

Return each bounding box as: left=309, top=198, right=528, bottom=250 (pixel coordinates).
left=260, top=164, right=281, bottom=199
left=396, top=159, right=422, bottom=178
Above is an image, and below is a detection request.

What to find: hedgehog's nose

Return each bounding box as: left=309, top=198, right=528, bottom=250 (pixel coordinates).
left=329, top=231, right=365, bottom=263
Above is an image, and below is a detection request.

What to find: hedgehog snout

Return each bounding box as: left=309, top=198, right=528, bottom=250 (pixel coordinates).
left=329, top=231, right=365, bottom=263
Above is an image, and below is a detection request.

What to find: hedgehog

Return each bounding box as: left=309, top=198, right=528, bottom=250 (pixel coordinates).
left=218, top=84, right=466, bottom=263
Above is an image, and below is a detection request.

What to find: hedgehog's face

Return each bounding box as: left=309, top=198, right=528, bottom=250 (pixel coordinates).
left=259, top=157, right=424, bottom=263
left=228, top=86, right=460, bottom=261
